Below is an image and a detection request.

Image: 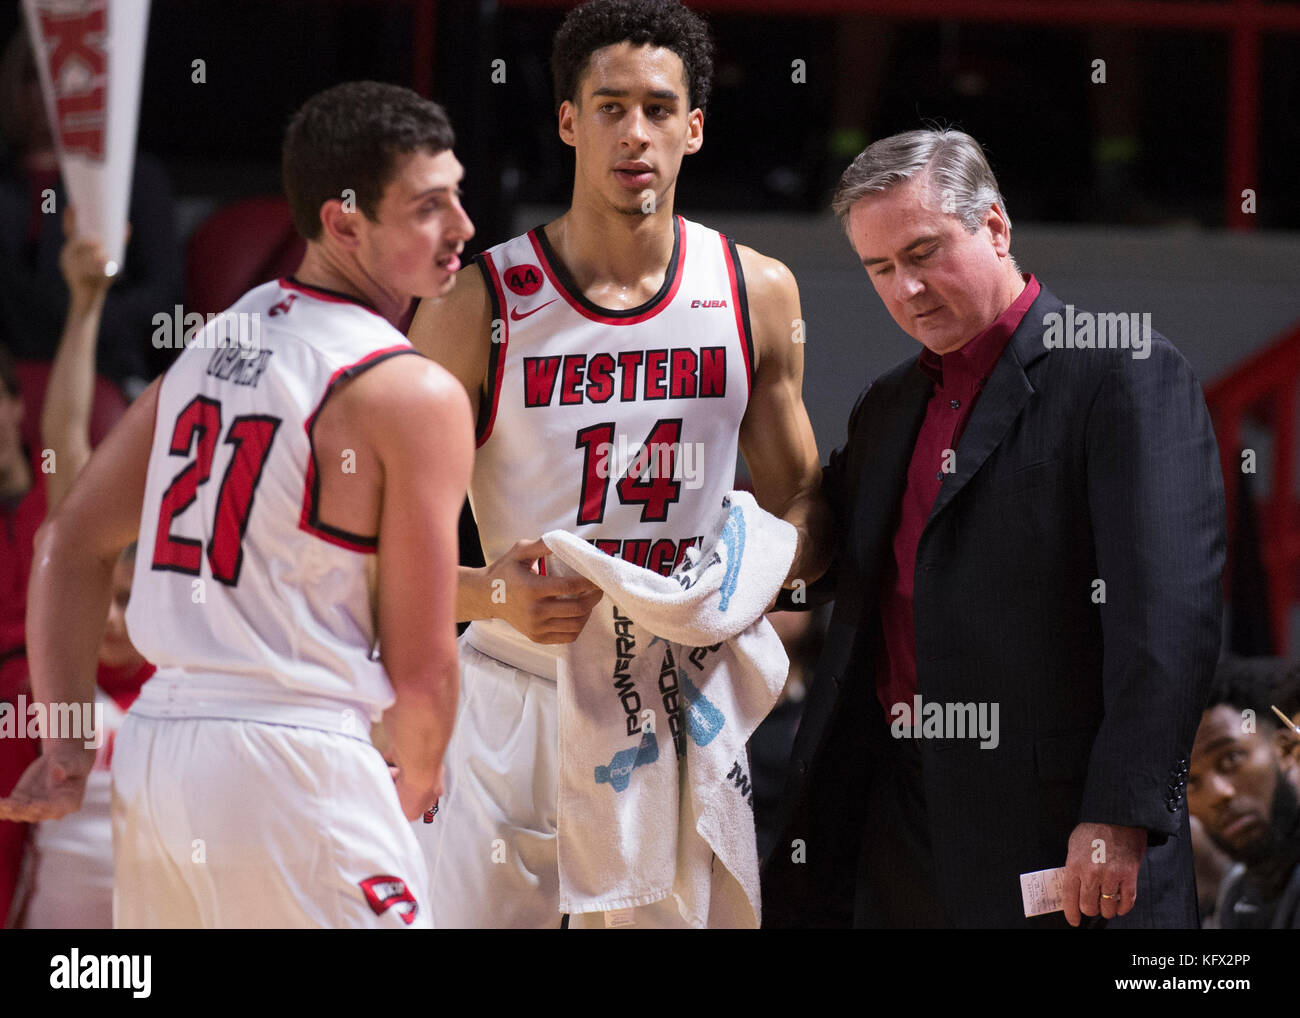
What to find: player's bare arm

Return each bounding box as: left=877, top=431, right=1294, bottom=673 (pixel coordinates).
left=320, top=354, right=473, bottom=820
left=40, top=206, right=120, bottom=510
left=736, top=244, right=832, bottom=588
left=0, top=377, right=160, bottom=822
left=408, top=264, right=492, bottom=423
left=408, top=268, right=602, bottom=643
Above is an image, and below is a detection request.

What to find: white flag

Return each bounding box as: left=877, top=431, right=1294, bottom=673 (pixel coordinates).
left=22, top=0, right=151, bottom=276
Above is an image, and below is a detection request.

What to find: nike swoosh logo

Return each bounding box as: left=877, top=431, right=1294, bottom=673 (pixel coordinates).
left=510, top=299, right=557, bottom=321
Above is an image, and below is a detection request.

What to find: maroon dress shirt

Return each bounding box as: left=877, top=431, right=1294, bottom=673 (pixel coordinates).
left=875, top=275, right=1041, bottom=716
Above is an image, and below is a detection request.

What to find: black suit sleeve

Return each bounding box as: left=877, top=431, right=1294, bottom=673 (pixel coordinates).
left=1078, top=337, right=1225, bottom=836
left=762, top=383, right=880, bottom=925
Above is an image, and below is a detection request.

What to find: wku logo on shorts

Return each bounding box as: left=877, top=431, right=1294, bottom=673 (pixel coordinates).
left=358, top=876, right=419, bottom=925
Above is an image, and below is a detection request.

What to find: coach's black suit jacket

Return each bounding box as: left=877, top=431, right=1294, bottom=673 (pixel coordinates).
left=762, top=284, right=1226, bottom=928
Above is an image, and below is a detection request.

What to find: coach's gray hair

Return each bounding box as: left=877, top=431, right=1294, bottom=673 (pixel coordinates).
left=831, top=129, right=1009, bottom=235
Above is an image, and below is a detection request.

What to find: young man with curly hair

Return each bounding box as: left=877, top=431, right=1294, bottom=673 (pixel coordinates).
left=408, top=0, right=829, bottom=928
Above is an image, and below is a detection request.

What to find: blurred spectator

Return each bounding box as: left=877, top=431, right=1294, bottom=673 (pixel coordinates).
left=0, top=28, right=180, bottom=393
left=819, top=16, right=894, bottom=201
left=1189, top=813, right=1235, bottom=928
left=41, top=207, right=123, bottom=508
left=0, top=339, right=42, bottom=926
left=0, top=209, right=140, bottom=926
left=1086, top=26, right=1143, bottom=223
left=1188, top=657, right=1300, bottom=928
left=1270, top=664, right=1300, bottom=773
left=11, top=543, right=152, bottom=928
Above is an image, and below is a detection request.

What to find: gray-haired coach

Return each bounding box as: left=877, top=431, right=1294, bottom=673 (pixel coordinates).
left=762, top=129, right=1225, bottom=928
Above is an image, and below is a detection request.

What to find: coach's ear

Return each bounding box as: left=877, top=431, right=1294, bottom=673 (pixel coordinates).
left=319, top=197, right=363, bottom=250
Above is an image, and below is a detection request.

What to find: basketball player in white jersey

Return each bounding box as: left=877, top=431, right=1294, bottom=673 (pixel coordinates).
left=408, top=0, right=831, bottom=928
left=0, top=81, right=474, bottom=928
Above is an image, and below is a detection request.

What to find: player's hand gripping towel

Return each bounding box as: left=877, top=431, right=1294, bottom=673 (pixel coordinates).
left=542, top=491, right=796, bottom=928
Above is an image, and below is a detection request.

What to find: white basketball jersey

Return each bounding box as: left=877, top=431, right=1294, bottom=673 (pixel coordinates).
left=470, top=216, right=753, bottom=667
left=126, top=278, right=420, bottom=723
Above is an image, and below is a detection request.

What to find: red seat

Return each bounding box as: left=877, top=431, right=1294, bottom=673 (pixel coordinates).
left=13, top=359, right=127, bottom=453
left=186, top=196, right=306, bottom=317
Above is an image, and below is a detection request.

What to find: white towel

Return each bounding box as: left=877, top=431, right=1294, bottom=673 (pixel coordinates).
left=542, top=491, right=796, bottom=927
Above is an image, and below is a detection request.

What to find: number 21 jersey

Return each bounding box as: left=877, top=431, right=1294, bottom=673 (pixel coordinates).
left=126, top=278, right=419, bottom=720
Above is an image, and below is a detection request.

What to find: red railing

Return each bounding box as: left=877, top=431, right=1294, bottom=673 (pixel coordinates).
left=1205, top=321, right=1300, bottom=652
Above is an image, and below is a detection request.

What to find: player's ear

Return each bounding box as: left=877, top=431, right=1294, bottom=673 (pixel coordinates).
left=557, top=99, right=577, bottom=148
left=319, top=198, right=362, bottom=250
left=683, top=108, right=703, bottom=156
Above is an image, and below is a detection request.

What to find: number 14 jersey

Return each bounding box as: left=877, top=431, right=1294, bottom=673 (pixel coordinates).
left=126, top=278, right=419, bottom=721
left=469, top=217, right=753, bottom=659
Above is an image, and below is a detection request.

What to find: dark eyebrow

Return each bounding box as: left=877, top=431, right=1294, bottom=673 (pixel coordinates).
left=409, top=182, right=462, bottom=203
left=591, top=87, right=680, bottom=101
left=1196, top=735, right=1242, bottom=760
left=861, top=234, right=940, bottom=268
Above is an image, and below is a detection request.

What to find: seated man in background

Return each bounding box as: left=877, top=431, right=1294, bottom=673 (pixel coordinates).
left=1189, top=814, right=1234, bottom=928
left=1188, top=656, right=1300, bottom=928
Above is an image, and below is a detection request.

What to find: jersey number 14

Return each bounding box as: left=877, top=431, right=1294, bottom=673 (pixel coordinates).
left=574, top=417, right=683, bottom=526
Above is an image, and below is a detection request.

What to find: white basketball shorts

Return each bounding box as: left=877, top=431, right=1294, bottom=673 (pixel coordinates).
left=111, top=714, right=431, bottom=928
left=413, top=628, right=687, bottom=929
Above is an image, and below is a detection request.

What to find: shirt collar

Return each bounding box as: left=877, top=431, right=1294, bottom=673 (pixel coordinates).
left=919, top=274, right=1041, bottom=389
